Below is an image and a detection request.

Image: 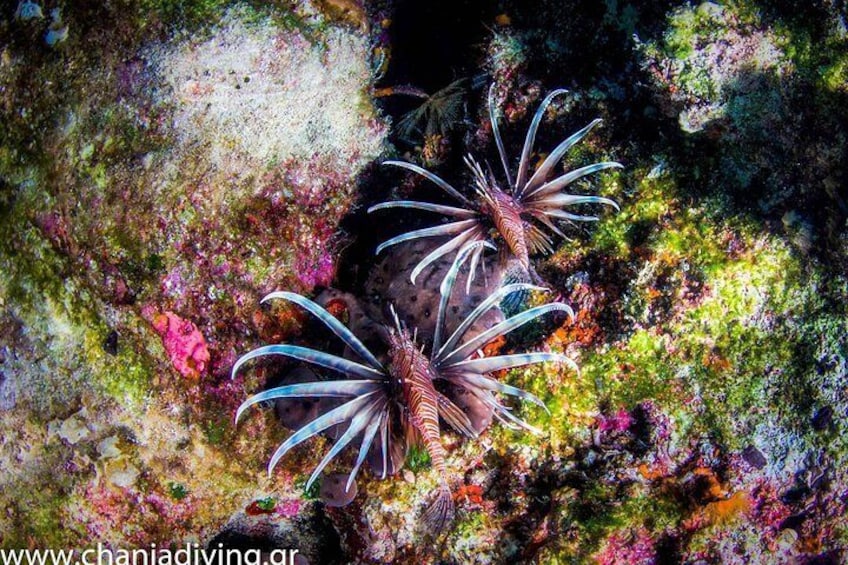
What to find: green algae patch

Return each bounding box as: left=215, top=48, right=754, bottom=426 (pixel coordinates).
left=669, top=238, right=812, bottom=447
left=544, top=484, right=682, bottom=562
left=405, top=444, right=433, bottom=473
left=587, top=181, right=828, bottom=446
left=0, top=218, right=152, bottom=412
left=504, top=361, right=597, bottom=451
left=448, top=510, right=505, bottom=563
left=167, top=481, right=189, bottom=501
left=585, top=330, right=679, bottom=410
left=134, top=0, right=320, bottom=42
left=82, top=325, right=154, bottom=407
left=589, top=167, right=677, bottom=261
left=1, top=491, right=71, bottom=549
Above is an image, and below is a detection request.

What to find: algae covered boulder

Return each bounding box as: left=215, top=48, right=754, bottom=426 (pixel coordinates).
left=0, top=0, right=385, bottom=550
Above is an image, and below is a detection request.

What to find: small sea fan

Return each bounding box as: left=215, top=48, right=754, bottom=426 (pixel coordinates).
left=396, top=78, right=467, bottom=142
left=232, top=241, right=576, bottom=531
left=370, top=85, right=622, bottom=286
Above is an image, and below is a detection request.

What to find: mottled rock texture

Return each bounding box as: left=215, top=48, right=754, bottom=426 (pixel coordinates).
left=1, top=1, right=385, bottom=554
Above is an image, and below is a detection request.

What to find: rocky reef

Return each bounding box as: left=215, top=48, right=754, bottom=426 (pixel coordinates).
left=1, top=0, right=847, bottom=563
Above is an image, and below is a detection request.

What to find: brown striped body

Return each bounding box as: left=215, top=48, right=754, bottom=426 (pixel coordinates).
left=387, top=329, right=449, bottom=480
left=485, top=185, right=530, bottom=270
left=387, top=327, right=455, bottom=531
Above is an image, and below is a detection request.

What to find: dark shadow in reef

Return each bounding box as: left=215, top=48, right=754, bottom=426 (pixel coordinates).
left=377, top=0, right=495, bottom=91
left=206, top=510, right=343, bottom=565
left=662, top=66, right=848, bottom=265
left=367, top=0, right=497, bottom=157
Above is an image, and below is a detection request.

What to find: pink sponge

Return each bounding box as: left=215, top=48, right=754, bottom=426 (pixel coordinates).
left=150, top=311, right=210, bottom=380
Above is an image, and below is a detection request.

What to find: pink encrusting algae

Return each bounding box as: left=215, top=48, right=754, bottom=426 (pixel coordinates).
left=294, top=244, right=337, bottom=289
left=597, top=408, right=633, bottom=433
left=79, top=483, right=197, bottom=546
left=147, top=310, right=211, bottom=380
left=594, top=527, right=657, bottom=565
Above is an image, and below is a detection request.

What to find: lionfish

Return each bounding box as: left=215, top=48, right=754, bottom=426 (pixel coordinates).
left=369, top=85, right=622, bottom=286
left=232, top=242, right=576, bottom=531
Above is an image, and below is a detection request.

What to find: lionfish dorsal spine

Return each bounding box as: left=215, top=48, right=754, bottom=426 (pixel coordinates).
left=488, top=83, right=513, bottom=189
left=515, top=88, right=569, bottom=195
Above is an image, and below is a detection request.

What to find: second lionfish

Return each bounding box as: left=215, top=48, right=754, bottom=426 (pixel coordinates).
left=370, top=85, right=622, bottom=286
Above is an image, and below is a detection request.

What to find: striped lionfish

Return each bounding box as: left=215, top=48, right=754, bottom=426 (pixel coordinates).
left=232, top=243, right=576, bottom=531
left=369, top=85, right=622, bottom=286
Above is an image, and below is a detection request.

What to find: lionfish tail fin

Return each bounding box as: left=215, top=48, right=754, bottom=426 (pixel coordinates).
left=422, top=486, right=455, bottom=534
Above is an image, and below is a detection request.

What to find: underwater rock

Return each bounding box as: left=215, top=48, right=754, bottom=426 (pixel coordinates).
left=96, top=436, right=121, bottom=460
left=741, top=446, right=767, bottom=470
left=0, top=1, right=386, bottom=547
left=364, top=239, right=510, bottom=344
left=637, top=3, right=791, bottom=134
left=44, top=8, right=68, bottom=47
left=319, top=472, right=358, bottom=508
left=49, top=409, right=91, bottom=445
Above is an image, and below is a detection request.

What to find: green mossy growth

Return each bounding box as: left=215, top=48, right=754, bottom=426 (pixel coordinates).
left=0, top=210, right=152, bottom=410
left=585, top=330, right=677, bottom=409
left=255, top=496, right=276, bottom=511
left=202, top=418, right=229, bottom=446
left=590, top=167, right=676, bottom=261
left=168, top=482, right=190, bottom=501
left=405, top=444, right=432, bottom=473
left=294, top=476, right=320, bottom=501
left=3, top=493, right=70, bottom=549
left=449, top=510, right=492, bottom=559
left=503, top=361, right=596, bottom=450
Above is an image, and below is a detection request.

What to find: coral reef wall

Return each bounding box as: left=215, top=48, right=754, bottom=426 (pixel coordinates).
left=2, top=0, right=848, bottom=563
left=1, top=1, right=384, bottom=552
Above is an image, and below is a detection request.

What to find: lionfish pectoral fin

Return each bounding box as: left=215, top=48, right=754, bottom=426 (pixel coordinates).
left=437, top=392, right=478, bottom=438
left=422, top=485, right=455, bottom=534
left=403, top=412, right=423, bottom=451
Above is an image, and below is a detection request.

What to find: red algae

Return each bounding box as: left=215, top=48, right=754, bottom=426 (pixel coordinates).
left=453, top=484, right=484, bottom=507
left=246, top=498, right=277, bottom=516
